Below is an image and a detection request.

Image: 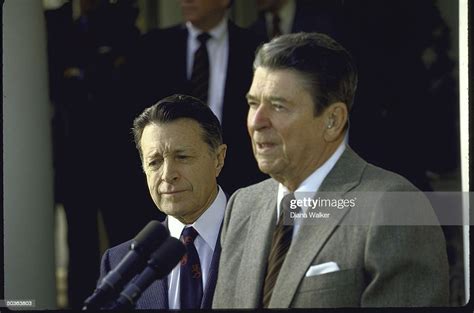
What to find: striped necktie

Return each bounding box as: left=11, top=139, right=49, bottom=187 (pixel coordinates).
left=262, top=193, right=299, bottom=307
left=190, top=32, right=211, bottom=104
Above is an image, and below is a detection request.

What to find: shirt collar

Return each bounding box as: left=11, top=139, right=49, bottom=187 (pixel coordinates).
left=277, top=142, right=346, bottom=210
left=168, top=186, right=227, bottom=252
left=186, top=14, right=228, bottom=43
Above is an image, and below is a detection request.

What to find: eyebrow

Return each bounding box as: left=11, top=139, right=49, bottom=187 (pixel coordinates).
left=246, top=94, right=289, bottom=103
left=246, top=93, right=257, bottom=101
left=145, top=148, right=191, bottom=159
left=145, top=151, right=161, bottom=160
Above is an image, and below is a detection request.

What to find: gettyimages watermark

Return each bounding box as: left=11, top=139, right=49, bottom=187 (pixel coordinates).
left=282, top=192, right=472, bottom=226
left=0, top=299, right=35, bottom=309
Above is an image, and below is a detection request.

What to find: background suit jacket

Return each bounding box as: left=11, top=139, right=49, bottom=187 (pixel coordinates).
left=128, top=20, right=267, bottom=196
left=99, top=222, right=222, bottom=309
left=250, top=0, right=345, bottom=44
left=212, top=147, right=449, bottom=308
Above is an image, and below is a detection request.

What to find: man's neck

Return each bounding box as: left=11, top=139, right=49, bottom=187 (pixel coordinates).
left=274, top=139, right=346, bottom=192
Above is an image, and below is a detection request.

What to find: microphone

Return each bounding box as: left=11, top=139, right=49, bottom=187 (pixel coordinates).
left=82, top=221, right=169, bottom=310
left=106, top=237, right=186, bottom=310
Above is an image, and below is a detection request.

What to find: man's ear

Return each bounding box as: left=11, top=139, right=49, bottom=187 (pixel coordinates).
left=323, top=102, right=348, bottom=142
left=215, top=144, right=227, bottom=177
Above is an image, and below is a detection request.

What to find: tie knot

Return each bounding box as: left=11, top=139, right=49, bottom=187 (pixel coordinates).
left=197, top=32, right=211, bottom=45
left=279, top=193, right=302, bottom=222
left=181, top=227, right=199, bottom=245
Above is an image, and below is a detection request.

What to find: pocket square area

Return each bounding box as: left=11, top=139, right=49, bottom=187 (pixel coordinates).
left=305, top=261, right=340, bottom=277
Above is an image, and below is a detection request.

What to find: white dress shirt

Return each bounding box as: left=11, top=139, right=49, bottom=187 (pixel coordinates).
left=277, top=142, right=346, bottom=235
left=167, top=186, right=227, bottom=309
left=264, top=0, right=296, bottom=37
left=186, top=17, right=229, bottom=122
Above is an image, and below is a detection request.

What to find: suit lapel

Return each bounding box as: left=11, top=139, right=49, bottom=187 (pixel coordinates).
left=235, top=181, right=279, bottom=307
left=269, top=148, right=367, bottom=308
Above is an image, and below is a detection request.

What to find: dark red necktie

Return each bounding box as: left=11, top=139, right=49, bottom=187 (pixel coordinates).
left=179, top=226, right=203, bottom=309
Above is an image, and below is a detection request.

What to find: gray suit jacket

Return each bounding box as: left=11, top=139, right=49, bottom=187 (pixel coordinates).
left=213, top=148, right=449, bottom=308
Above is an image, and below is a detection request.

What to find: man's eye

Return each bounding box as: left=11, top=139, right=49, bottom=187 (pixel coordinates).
left=176, top=155, right=189, bottom=160
left=148, top=159, right=161, bottom=167
left=273, top=103, right=285, bottom=111
left=248, top=101, right=258, bottom=108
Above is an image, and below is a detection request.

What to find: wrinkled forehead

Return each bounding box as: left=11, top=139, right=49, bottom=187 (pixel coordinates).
left=140, top=119, right=206, bottom=154
left=249, top=67, right=309, bottom=98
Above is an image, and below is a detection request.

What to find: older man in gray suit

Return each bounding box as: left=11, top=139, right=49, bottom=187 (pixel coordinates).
left=212, top=32, right=449, bottom=308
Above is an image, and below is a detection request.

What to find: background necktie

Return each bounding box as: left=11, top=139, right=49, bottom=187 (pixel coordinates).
left=190, top=32, right=211, bottom=104
left=180, top=226, right=203, bottom=309
left=262, top=193, right=298, bottom=307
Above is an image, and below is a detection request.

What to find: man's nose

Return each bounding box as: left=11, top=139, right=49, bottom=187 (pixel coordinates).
left=248, top=104, right=271, bottom=131
left=161, top=159, right=179, bottom=183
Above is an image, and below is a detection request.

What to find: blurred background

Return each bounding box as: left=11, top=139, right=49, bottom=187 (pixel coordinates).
left=3, top=0, right=468, bottom=309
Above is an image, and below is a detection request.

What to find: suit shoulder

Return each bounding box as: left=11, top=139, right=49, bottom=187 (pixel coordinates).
left=361, top=162, right=419, bottom=192
left=227, top=179, right=276, bottom=213
left=104, top=240, right=132, bottom=267
left=140, top=24, right=185, bottom=47
left=235, top=178, right=277, bottom=197
left=142, top=24, right=183, bottom=38
left=228, top=20, right=264, bottom=49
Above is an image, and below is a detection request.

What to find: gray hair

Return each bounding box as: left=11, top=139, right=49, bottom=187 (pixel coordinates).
left=253, top=32, right=358, bottom=115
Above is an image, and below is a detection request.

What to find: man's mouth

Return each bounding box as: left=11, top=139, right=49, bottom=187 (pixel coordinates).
left=159, top=190, right=186, bottom=195
left=256, top=142, right=277, bottom=151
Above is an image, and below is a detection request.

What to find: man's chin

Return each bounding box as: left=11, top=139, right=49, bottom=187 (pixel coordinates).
left=159, top=206, right=187, bottom=218
left=257, top=160, right=278, bottom=176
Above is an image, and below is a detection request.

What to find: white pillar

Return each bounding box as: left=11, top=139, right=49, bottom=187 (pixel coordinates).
left=3, top=0, right=57, bottom=309
left=459, top=0, right=470, bottom=304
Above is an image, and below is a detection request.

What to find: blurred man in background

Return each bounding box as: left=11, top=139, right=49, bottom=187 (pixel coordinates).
left=129, top=0, right=267, bottom=196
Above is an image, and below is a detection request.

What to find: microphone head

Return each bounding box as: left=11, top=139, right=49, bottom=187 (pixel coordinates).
left=148, top=237, right=186, bottom=278
left=131, top=221, right=170, bottom=255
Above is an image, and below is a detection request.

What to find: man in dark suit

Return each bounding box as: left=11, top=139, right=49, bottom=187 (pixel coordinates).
left=100, top=95, right=227, bottom=309
left=250, top=0, right=344, bottom=42
left=129, top=0, right=266, bottom=195
left=212, top=33, right=449, bottom=308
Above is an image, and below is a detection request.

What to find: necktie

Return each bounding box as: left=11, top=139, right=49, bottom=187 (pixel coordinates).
left=180, top=227, right=203, bottom=309
left=262, top=193, right=299, bottom=307
left=271, top=12, right=282, bottom=38
left=191, top=32, right=211, bottom=104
